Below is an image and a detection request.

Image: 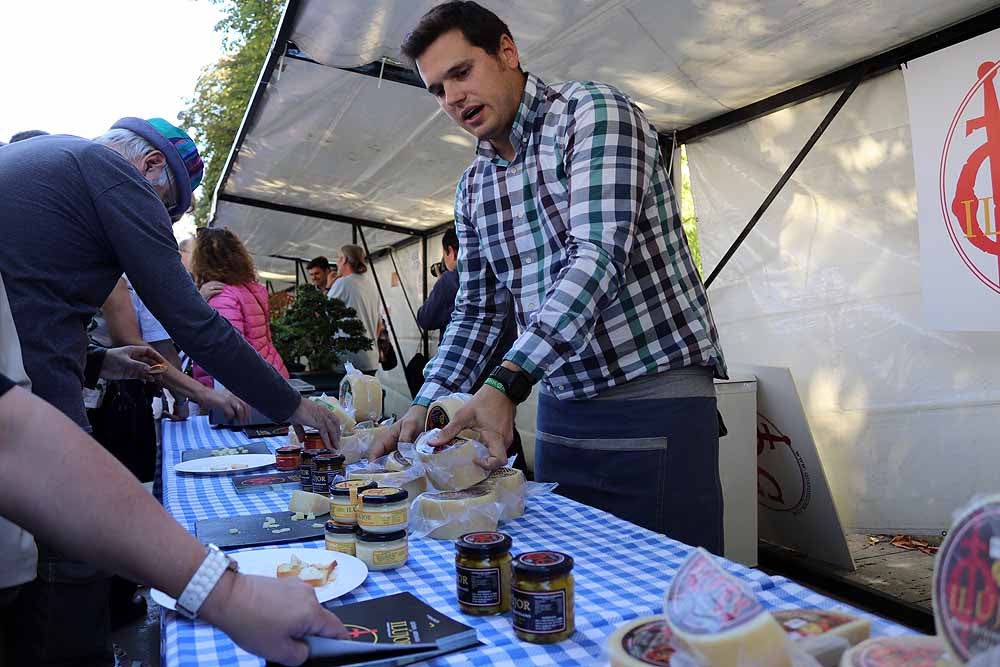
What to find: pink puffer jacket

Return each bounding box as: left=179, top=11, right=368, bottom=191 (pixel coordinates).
left=193, top=281, right=290, bottom=388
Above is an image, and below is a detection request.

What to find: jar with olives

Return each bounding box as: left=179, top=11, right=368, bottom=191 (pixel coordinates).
left=455, top=532, right=512, bottom=616
left=511, top=551, right=575, bottom=643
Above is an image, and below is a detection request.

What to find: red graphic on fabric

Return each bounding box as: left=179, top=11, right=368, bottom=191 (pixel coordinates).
left=940, top=60, right=1000, bottom=292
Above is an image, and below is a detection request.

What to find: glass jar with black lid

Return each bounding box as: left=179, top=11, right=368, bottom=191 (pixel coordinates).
left=511, top=551, right=575, bottom=643
left=455, top=532, right=512, bottom=616
left=312, top=453, right=346, bottom=495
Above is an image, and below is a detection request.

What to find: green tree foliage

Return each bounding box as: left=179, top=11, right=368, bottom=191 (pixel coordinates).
left=180, top=0, right=284, bottom=224
left=272, top=286, right=373, bottom=371
left=679, top=146, right=703, bottom=275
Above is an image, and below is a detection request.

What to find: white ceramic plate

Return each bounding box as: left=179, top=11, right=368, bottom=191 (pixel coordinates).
left=174, top=454, right=276, bottom=474
left=151, top=547, right=368, bottom=611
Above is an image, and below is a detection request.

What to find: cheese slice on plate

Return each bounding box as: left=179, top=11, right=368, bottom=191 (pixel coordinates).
left=666, top=548, right=791, bottom=667
left=934, top=495, right=1000, bottom=664
left=289, top=490, right=331, bottom=516
left=839, top=636, right=958, bottom=667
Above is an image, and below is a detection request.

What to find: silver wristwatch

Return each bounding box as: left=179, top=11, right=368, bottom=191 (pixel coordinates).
left=175, top=544, right=238, bottom=619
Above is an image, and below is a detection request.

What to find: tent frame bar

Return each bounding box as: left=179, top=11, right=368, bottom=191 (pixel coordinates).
left=676, top=5, right=1000, bottom=145
left=218, top=193, right=424, bottom=237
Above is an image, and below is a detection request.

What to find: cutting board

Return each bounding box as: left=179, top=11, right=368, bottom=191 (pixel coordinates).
left=181, top=442, right=272, bottom=462
left=195, top=510, right=328, bottom=550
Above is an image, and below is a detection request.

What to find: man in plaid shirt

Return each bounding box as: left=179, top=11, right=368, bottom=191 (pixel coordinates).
left=374, top=1, right=727, bottom=552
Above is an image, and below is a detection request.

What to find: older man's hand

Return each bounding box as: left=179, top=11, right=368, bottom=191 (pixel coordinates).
left=100, top=345, right=167, bottom=382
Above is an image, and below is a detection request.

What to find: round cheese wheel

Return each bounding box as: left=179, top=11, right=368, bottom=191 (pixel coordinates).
left=415, top=438, right=489, bottom=491
left=839, top=636, right=956, bottom=667
left=424, top=394, right=477, bottom=439
left=935, top=495, right=1000, bottom=663
left=477, top=467, right=525, bottom=521
left=385, top=449, right=411, bottom=472
left=349, top=466, right=426, bottom=502
left=772, top=609, right=870, bottom=647
left=606, top=616, right=676, bottom=666
left=339, top=374, right=382, bottom=422
left=338, top=424, right=388, bottom=465
left=666, top=548, right=791, bottom=667
left=411, top=487, right=498, bottom=540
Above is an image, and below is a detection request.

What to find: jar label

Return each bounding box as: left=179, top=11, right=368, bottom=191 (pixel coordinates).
left=358, top=508, right=407, bottom=527
left=457, top=565, right=500, bottom=607
left=512, top=588, right=567, bottom=634
left=331, top=503, right=358, bottom=520
left=312, top=471, right=329, bottom=494
left=373, top=545, right=407, bottom=566
left=324, top=539, right=356, bottom=556
left=299, top=467, right=312, bottom=490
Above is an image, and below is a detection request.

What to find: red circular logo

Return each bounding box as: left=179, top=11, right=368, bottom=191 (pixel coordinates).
left=463, top=532, right=503, bottom=545
left=939, top=60, right=1000, bottom=293
left=756, top=414, right=809, bottom=513
left=521, top=551, right=564, bottom=567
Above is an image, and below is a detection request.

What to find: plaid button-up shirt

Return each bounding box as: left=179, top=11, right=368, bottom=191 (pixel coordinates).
left=415, top=74, right=725, bottom=406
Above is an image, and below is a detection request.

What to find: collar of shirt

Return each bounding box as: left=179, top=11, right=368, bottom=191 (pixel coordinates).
left=475, top=73, right=548, bottom=165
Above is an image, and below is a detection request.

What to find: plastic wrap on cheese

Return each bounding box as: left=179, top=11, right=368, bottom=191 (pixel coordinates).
left=414, top=429, right=489, bottom=491
left=472, top=467, right=557, bottom=523
left=338, top=421, right=388, bottom=465
left=935, top=494, right=1000, bottom=664
left=409, top=486, right=500, bottom=540
left=339, top=365, right=382, bottom=422
left=308, top=394, right=356, bottom=432
left=666, top=548, right=792, bottom=667
left=349, top=457, right=427, bottom=502
left=838, top=636, right=956, bottom=667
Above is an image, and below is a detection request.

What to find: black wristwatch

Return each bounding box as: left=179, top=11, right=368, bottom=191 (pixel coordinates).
left=484, top=365, right=535, bottom=404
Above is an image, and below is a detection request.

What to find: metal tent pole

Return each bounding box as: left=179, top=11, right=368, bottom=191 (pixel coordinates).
left=703, top=69, right=868, bottom=288
left=357, top=227, right=406, bottom=382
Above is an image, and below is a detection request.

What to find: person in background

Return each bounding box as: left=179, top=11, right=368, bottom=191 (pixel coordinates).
left=328, top=245, right=381, bottom=374
left=307, top=255, right=338, bottom=291
left=0, top=118, right=340, bottom=665
left=0, top=373, right=347, bottom=666
left=9, top=129, right=49, bottom=143
left=375, top=2, right=726, bottom=552
left=191, top=227, right=290, bottom=391
left=178, top=236, right=194, bottom=273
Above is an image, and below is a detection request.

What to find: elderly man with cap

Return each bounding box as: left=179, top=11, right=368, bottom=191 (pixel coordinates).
left=0, top=118, right=342, bottom=665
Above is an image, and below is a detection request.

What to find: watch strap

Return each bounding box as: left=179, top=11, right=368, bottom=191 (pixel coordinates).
left=175, top=544, right=237, bottom=619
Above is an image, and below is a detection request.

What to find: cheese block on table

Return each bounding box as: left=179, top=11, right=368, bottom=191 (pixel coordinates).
left=606, top=616, right=676, bottom=666
left=666, top=548, right=791, bottom=667
left=934, top=494, right=1000, bottom=664
left=411, top=487, right=498, bottom=540
left=289, top=490, right=331, bottom=516
left=339, top=374, right=382, bottom=422
left=839, top=636, right=958, bottom=667
left=475, top=467, right=525, bottom=521
left=415, top=436, right=488, bottom=491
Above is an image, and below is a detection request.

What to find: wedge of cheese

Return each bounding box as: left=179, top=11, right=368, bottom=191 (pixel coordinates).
left=935, top=495, right=1000, bottom=664
left=289, top=490, right=332, bottom=516
left=415, top=437, right=488, bottom=491
left=411, top=487, right=498, bottom=540
left=339, top=373, right=382, bottom=422
left=839, top=636, right=957, bottom=667
left=607, top=616, right=676, bottom=667
left=666, top=548, right=791, bottom=667
left=309, top=395, right=356, bottom=432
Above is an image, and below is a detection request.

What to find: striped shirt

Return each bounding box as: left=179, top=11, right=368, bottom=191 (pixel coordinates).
left=416, top=74, right=725, bottom=406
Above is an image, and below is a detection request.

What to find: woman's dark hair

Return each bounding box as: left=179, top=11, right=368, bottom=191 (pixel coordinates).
left=442, top=229, right=459, bottom=254
left=401, top=1, right=514, bottom=68
left=340, top=244, right=368, bottom=274
left=191, top=227, right=256, bottom=287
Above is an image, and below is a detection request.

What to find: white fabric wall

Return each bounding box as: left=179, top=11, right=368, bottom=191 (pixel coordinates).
left=687, top=70, right=1000, bottom=534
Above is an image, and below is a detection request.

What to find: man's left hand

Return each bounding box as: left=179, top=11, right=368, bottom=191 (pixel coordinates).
left=100, top=345, right=167, bottom=382
left=429, top=385, right=514, bottom=471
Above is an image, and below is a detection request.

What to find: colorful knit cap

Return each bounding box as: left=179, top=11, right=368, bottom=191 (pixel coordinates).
left=110, top=117, right=203, bottom=217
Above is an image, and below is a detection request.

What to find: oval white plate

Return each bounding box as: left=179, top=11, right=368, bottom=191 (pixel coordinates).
left=174, top=454, right=276, bottom=474
left=151, top=547, right=368, bottom=611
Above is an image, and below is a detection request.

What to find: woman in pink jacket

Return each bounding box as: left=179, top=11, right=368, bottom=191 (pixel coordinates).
left=190, top=228, right=289, bottom=389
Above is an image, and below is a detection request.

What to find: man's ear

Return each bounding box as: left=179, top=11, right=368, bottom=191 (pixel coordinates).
left=141, top=150, right=168, bottom=176
left=497, top=34, right=520, bottom=71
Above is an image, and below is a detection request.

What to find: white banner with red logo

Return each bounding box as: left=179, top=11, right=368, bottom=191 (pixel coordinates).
left=904, top=29, right=1000, bottom=330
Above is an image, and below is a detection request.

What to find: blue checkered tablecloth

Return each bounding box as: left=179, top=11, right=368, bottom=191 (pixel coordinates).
left=160, top=417, right=913, bottom=666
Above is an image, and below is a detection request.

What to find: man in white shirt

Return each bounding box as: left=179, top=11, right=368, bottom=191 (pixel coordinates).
left=327, top=245, right=380, bottom=373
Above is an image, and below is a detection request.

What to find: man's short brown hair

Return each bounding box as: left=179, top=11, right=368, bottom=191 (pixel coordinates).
left=400, top=1, right=515, bottom=69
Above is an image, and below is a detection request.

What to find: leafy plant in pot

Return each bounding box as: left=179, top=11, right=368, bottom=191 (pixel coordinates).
left=271, top=286, right=373, bottom=374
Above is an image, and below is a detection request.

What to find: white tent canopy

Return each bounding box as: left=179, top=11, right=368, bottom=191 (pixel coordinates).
left=212, top=0, right=1000, bottom=533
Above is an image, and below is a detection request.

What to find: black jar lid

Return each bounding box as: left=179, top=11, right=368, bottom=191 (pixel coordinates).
left=456, top=532, right=512, bottom=556
left=356, top=529, right=407, bottom=542
left=315, top=453, right=346, bottom=466
left=331, top=480, right=377, bottom=497
left=512, top=551, right=574, bottom=577
left=324, top=521, right=358, bottom=535
left=300, top=449, right=325, bottom=460
left=359, top=487, right=408, bottom=505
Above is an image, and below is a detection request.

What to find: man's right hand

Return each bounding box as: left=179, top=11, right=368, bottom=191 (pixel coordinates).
left=100, top=345, right=167, bottom=382
left=200, top=572, right=347, bottom=666
left=368, top=405, right=427, bottom=460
